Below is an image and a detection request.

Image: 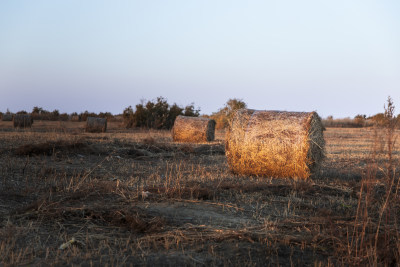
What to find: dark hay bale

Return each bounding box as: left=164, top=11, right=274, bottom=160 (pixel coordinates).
left=2, top=114, right=13, bottom=121
left=13, top=114, right=33, bottom=128
left=225, top=109, right=325, bottom=179
left=172, top=116, right=216, bottom=143
left=85, top=117, right=107, bottom=133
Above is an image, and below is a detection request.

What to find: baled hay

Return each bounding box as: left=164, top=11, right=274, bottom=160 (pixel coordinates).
left=2, top=114, right=13, bottom=121
left=85, top=117, right=107, bottom=133
left=172, top=116, right=216, bottom=143
left=13, top=114, right=33, bottom=128
left=70, top=115, right=80, bottom=122
left=225, top=109, right=325, bottom=179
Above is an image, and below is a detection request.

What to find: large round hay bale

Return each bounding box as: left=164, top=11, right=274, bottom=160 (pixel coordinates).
left=172, top=116, right=216, bottom=143
left=2, top=114, right=13, bottom=121
left=225, top=109, right=325, bottom=179
left=85, top=117, right=107, bottom=133
left=13, top=114, right=33, bottom=128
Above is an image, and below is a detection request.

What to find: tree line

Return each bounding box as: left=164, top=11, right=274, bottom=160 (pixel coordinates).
left=2, top=97, right=399, bottom=129
left=0, top=107, right=114, bottom=122
left=122, top=97, right=200, bottom=129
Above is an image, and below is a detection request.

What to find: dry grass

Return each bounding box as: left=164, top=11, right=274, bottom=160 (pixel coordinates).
left=172, top=115, right=216, bottom=143
left=226, top=109, right=325, bottom=179
left=0, top=120, right=399, bottom=266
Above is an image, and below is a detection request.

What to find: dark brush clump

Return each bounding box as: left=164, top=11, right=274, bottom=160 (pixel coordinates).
left=14, top=140, right=88, bottom=156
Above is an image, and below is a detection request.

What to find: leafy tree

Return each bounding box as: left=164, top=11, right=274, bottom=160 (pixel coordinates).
left=149, top=97, right=169, bottom=128
left=80, top=111, right=98, bottom=121
left=167, top=103, right=184, bottom=128
left=354, top=114, right=366, bottom=127
left=32, top=106, right=44, bottom=114
left=52, top=109, right=60, bottom=119
left=123, top=97, right=200, bottom=129
left=59, top=113, right=69, bottom=121
left=211, top=98, right=247, bottom=129
left=369, top=113, right=385, bottom=126
left=123, top=106, right=135, bottom=128
left=99, top=112, right=113, bottom=119
left=133, top=103, right=149, bottom=128
left=183, top=103, right=200, bottom=117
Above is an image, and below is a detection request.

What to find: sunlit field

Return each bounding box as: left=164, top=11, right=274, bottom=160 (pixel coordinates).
left=1, top=121, right=399, bottom=266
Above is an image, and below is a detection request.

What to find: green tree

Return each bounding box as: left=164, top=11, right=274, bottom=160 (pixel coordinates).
left=124, top=97, right=200, bottom=129
left=150, top=97, right=170, bottom=128
left=52, top=109, right=60, bottom=119
left=166, top=103, right=183, bottom=129
left=123, top=106, right=135, bottom=128
left=183, top=103, right=200, bottom=117
left=32, top=106, right=44, bottom=114
left=211, top=98, right=247, bottom=129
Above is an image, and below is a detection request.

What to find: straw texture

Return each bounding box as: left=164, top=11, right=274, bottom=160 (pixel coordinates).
left=225, top=109, right=325, bottom=179
left=172, top=116, right=216, bottom=143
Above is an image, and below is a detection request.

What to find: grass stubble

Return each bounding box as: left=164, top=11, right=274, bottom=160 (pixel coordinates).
left=0, top=118, right=399, bottom=266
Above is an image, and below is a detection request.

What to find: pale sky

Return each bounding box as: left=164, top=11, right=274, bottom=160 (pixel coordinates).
left=1, top=1, right=400, bottom=118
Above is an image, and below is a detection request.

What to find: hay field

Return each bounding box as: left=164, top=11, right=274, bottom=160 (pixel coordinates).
left=0, top=120, right=399, bottom=266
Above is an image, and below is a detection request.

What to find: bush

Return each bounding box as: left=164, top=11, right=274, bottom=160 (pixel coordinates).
left=210, top=98, right=247, bottom=129
left=123, top=97, right=200, bottom=129
left=369, top=113, right=385, bottom=126
left=80, top=111, right=98, bottom=122
left=354, top=114, right=366, bottom=127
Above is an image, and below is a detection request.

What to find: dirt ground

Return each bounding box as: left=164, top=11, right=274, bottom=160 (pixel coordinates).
left=1, top=121, right=399, bottom=266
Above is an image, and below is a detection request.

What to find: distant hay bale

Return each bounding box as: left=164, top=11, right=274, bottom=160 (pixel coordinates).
left=2, top=114, right=13, bottom=121
left=13, top=114, right=33, bottom=128
left=85, top=117, right=107, bottom=133
left=225, top=109, right=325, bottom=179
left=70, top=115, right=80, bottom=122
left=172, top=116, right=216, bottom=143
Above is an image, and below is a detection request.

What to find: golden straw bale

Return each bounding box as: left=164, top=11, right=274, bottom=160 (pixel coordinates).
left=85, top=117, right=107, bottom=133
left=13, top=114, right=33, bottom=128
left=172, top=116, right=216, bottom=143
left=2, top=114, right=13, bottom=121
left=225, top=109, right=325, bottom=179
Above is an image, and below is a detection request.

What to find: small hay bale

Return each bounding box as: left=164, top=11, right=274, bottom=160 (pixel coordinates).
left=13, top=114, right=33, bottom=128
left=2, top=114, right=13, bottom=121
left=172, top=116, right=216, bottom=143
left=225, top=109, right=325, bottom=179
left=70, top=115, right=80, bottom=122
left=85, top=117, right=107, bottom=133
